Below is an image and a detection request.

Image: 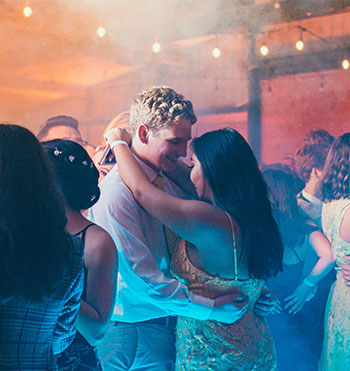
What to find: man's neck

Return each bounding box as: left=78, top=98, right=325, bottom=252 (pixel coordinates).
left=131, top=144, right=160, bottom=173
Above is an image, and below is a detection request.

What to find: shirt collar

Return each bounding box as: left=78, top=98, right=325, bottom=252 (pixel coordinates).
left=301, top=189, right=323, bottom=206
left=134, top=155, right=160, bottom=183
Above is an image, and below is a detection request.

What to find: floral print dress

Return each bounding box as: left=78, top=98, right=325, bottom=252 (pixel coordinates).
left=319, top=199, right=350, bottom=371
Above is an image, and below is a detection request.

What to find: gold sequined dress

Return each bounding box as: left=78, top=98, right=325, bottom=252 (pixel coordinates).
left=171, top=239, right=277, bottom=371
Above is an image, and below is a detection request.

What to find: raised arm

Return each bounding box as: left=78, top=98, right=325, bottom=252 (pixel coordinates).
left=89, top=169, right=247, bottom=324
left=76, top=226, right=118, bottom=346
left=104, top=128, right=229, bottom=250
left=284, top=230, right=334, bottom=314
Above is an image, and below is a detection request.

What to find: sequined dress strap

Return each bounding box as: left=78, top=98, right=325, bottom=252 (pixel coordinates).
left=225, top=212, right=238, bottom=280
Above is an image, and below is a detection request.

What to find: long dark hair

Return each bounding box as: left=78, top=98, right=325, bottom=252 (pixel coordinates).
left=0, top=124, right=73, bottom=301
left=321, top=133, right=350, bottom=202
left=262, top=163, right=307, bottom=250
left=42, top=139, right=100, bottom=211
left=192, top=128, right=283, bottom=279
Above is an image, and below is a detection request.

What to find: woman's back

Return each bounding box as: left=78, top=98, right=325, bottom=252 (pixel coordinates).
left=172, top=239, right=276, bottom=371
left=0, top=124, right=85, bottom=370
left=0, top=235, right=84, bottom=370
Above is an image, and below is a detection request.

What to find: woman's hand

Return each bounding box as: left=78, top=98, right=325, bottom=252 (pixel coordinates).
left=104, top=127, right=132, bottom=147
left=284, top=282, right=313, bottom=314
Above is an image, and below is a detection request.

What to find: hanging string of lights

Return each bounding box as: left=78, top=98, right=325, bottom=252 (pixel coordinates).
left=21, top=4, right=349, bottom=69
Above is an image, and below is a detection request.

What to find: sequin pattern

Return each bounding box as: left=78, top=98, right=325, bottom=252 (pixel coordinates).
left=171, top=240, right=277, bottom=371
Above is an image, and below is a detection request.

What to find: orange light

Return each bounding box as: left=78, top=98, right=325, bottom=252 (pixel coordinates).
left=295, top=40, right=304, bottom=51
left=274, top=2, right=280, bottom=9
left=342, top=59, right=350, bottom=70
left=23, top=6, right=32, bottom=17
left=260, top=45, right=269, bottom=56
left=152, top=42, right=161, bottom=53
left=97, top=27, right=106, bottom=38
left=212, top=48, right=221, bottom=58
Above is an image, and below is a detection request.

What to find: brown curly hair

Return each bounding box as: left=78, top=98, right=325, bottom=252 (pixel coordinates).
left=295, top=143, right=332, bottom=183
left=302, top=129, right=334, bottom=147
left=321, top=133, right=350, bottom=202
left=129, top=86, right=197, bottom=135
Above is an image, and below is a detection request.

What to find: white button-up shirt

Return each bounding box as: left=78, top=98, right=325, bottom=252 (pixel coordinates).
left=89, top=158, right=213, bottom=323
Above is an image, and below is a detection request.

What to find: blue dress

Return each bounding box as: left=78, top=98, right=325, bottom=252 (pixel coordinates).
left=0, top=236, right=84, bottom=370
left=267, top=225, right=334, bottom=371
left=56, top=224, right=103, bottom=371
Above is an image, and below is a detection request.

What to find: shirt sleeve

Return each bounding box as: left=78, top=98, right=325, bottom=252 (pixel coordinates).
left=89, top=174, right=214, bottom=321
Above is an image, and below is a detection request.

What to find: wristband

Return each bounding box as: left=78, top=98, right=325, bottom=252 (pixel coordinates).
left=303, top=277, right=316, bottom=287
left=110, top=140, right=128, bottom=150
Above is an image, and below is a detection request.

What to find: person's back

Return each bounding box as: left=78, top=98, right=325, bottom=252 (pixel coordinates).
left=319, top=134, right=350, bottom=370
left=0, top=124, right=84, bottom=370
left=0, top=236, right=84, bottom=370
left=43, top=139, right=117, bottom=370
left=263, top=164, right=334, bottom=371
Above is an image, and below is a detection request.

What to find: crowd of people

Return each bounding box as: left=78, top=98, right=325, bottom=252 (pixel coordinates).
left=1, top=85, right=350, bottom=370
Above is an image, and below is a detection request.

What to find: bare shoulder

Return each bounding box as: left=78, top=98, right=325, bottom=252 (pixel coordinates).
left=84, top=224, right=117, bottom=266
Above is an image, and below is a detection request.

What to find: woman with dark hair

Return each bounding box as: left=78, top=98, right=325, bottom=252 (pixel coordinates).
left=319, top=133, right=350, bottom=370
left=105, top=127, right=283, bottom=370
left=42, top=139, right=117, bottom=370
left=262, top=164, right=334, bottom=370
left=0, top=124, right=84, bottom=370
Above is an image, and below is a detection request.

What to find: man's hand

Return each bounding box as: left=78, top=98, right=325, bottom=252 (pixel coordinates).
left=340, top=255, right=350, bottom=286
left=209, top=292, right=248, bottom=324
left=254, top=288, right=282, bottom=318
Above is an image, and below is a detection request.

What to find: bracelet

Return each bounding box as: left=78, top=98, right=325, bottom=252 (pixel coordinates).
left=110, top=140, right=128, bottom=150
left=303, top=277, right=316, bottom=287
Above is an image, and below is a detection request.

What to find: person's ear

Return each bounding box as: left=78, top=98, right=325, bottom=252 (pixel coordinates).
left=137, top=124, right=149, bottom=144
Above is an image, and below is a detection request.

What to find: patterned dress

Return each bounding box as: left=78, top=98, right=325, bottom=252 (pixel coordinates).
left=171, top=239, right=277, bottom=371
left=56, top=224, right=102, bottom=371
left=0, top=236, right=84, bottom=370
left=319, top=199, right=350, bottom=371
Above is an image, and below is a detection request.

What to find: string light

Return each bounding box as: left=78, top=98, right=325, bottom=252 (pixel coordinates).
left=152, top=42, right=161, bottom=53
left=260, top=45, right=269, bottom=56
left=342, top=59, right=350, bottom=70
left=97, top=27, right=106, bottom=38
left=23, top=6, right=32, bottom=17
left=212, top=48, right=221, bottom=58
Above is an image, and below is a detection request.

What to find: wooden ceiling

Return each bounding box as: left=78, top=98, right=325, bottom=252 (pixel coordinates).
left=1, top=0, right=349, bottom=126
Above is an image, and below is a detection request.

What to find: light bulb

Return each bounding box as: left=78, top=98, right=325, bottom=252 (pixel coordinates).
left=295, top=40, right=304, bottom=51
left=23, top=6, right=32, bottom=17
left=97, top=27, right=106, bottom=38
left=342, top=59, right=350, bottom=70
left=152, top=42, right=161, bottom=53
left=212, top=48, right=221, bottom=58
left=260, top=45, right=269, bottom=56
